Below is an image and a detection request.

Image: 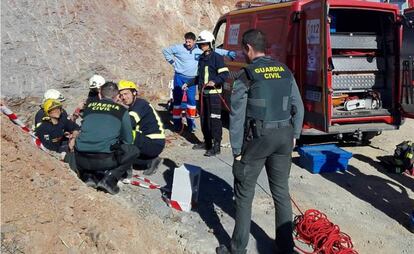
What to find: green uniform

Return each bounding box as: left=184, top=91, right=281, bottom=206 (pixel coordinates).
left=229, top=56, right=304, bottom=254
left=75, top=98, right=138, bottom=184
left=75, top=99, right=133, bottom=153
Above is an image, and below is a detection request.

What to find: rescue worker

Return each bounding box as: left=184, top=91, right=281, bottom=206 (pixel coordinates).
left=72, top=74, right=107, bottom=121
left=216, top=29, right=304, bottom=254
left=162, top=32, right=236, bottom=133
left=34, top=89, right=68, bottom=127
left=182, top=30, right=229, bottom=156
left=118, top=80, right=166, bottom=175
left=86, top=74, right=106, bottom=104
left=35, top=99, right=80, bottom=153
left=75, top=82, right=139, bottom=194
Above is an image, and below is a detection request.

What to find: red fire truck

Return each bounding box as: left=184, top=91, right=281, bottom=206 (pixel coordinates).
left=214, top=0, right=414, bottom=141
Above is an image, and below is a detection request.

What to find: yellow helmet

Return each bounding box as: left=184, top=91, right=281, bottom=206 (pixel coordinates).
left=118, top=80, right=138, bottom=91
left=43, top=99, right=62, bottom=115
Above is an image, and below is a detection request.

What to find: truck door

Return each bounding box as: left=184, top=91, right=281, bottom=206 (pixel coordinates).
left=401, top=8, right=414, bottom=118
left=301, top=0, right=330, bottom=132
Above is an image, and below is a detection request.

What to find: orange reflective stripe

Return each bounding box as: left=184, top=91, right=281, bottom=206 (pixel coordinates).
left=186, top=108, right=197, bottom=117
left=172, top=108, right=182, bottom=116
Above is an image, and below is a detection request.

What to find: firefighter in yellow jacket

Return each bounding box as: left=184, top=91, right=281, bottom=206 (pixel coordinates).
left=118, top=80, right=165, bottom=175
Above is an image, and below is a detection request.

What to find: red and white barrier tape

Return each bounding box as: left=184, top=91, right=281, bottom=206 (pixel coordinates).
left=161, top=192, right=185, bottom=211
left=1, top=104, right=48, bottom=151
left=129, top=174, right=162, bottom=189
left=124, top=174, right=186, bottom=211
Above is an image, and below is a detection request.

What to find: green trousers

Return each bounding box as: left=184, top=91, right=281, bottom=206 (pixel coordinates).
left=231, top=126, right=295, bottom=254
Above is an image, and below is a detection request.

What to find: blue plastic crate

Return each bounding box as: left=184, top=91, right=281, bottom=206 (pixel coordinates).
left=298, top=144, right=353, bottom=174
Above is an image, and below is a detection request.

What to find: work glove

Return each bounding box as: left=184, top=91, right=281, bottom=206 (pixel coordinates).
left=227, top=51, right=237, bottom=60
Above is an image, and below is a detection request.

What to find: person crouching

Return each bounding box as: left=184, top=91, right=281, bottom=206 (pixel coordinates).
left=35, top=98, right=80, bottom=153
left=118, top=80, right=165, bottom=176
left=74, top=82, right=139, bottom=194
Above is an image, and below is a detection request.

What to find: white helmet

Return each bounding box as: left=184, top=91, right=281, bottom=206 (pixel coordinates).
left=89, top=74, right=106, bottom=89
left=196, top=30, right=215, bottom=48
left=43, top=89, right=65, bottom=103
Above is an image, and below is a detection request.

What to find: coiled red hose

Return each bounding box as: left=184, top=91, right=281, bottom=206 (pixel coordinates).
left=293, top=209, right=358, bottom=254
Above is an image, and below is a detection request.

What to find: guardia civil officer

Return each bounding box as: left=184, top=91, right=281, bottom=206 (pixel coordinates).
left=216, top=29, right=304, bottom=254
left=75, top=82, right=139, bottom=194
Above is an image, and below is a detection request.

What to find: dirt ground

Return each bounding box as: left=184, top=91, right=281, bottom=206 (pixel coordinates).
left=2, top=0, right=414, bottom=253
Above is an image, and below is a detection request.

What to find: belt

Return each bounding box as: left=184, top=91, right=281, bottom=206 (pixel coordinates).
left=75, top=150, right=114, bottom=159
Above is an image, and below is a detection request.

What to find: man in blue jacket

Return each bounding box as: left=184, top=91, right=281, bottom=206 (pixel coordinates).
left=162, top=32, right=235, bottom=133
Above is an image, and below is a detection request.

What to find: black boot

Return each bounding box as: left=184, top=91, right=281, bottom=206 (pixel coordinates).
left=204, top=141, right=221, bottom=157
left=216, top=245, right=231, bottom=254
left=121, top=168, right=133, bottom=180
left=97, top=172, right=120, bottom=195
left=143, top=157, right=162, bottom=176
left=192, top=142, right=206, bottom=150
left=214, top=140, right=221, bottom=155
left=81, top=173, right=98, bottom=189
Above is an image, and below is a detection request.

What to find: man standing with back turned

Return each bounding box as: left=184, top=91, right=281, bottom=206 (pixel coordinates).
left=217, top=29, right=304, bottom=254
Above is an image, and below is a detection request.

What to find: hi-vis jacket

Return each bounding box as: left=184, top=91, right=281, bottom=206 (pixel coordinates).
left=187, top=51, right=229, bottom=95
left=128, top=98, right=165, bottom=144
left=35, top=115, right=79, bottom=152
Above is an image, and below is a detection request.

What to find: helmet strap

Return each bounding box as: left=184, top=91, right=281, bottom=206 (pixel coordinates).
left=131, top=89, right=137, bottom=105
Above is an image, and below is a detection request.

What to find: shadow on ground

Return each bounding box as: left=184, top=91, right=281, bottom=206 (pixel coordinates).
left=354, top=153, right=414, bottom=193
left=317, top=162, right=413, bottom=232
left=162, top=163, right=274, bottom=254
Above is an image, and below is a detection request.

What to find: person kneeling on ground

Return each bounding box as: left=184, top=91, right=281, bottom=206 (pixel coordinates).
left=34, top=89, right=68, bottom=128
left=72, top=74, right=107, bottom=121
left=35, top=98, right=80, bottom=153
left=74, top=82, right=139, bottom=194
left=118, top=80, right=165, bottom=176
left=86, top=74, right=106, bottom=104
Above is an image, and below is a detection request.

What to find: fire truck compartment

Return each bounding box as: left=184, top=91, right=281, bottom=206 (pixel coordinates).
left=329, top=9, right=396, bottom=119
left=330, top=33, right=379, bottom=49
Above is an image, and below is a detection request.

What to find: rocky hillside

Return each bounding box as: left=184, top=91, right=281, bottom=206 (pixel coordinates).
left=1, top=0, right=238, bottom=98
